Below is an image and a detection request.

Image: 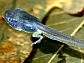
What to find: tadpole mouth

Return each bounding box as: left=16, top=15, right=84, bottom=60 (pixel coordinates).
left=3, top=12, right=8, bottom=22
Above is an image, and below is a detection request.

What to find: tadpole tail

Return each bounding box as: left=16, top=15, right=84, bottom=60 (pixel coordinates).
left=36, top=23, right=84, bottom=48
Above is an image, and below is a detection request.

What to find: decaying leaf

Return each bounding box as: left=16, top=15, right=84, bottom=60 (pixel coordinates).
left=0, top=0, right=84, bottom=63
left=62, top=0, right=84, bottom=14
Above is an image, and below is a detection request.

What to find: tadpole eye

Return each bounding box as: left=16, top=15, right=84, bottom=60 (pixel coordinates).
left=7, top=18, right=14, bottom=22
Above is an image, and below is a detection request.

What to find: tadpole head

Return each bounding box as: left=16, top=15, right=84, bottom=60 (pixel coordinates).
left=3, top=8, right=38, bottom=32
left=3, top=8, right=23, bottom=31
